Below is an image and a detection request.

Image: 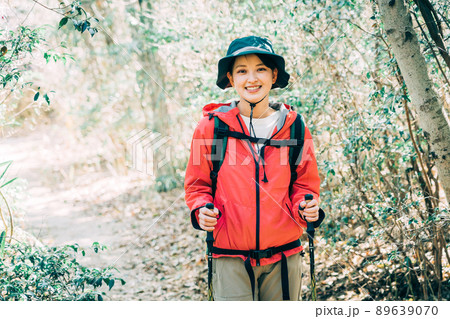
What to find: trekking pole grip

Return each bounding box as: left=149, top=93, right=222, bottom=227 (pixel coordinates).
left=304, top=194, right=315, bottom=232
left=205, top=203, right=215, bottom=240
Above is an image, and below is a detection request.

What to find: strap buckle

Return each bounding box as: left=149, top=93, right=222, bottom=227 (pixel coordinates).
left=250, top=249, right=273, bottom=260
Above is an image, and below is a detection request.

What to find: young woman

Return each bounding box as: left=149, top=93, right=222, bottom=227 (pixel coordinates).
left=184, top=36, right=322, bottom=301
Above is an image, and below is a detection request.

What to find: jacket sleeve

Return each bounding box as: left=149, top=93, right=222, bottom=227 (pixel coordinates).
left=184, top=116, right=215, bottom=230
left=290, top=124, right=321, bottom=227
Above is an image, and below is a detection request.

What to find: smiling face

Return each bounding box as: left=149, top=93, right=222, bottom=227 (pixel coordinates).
left=226, top=54, right=278, bottom=105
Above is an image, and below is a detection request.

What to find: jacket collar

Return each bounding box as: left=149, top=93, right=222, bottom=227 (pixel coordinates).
left=203, top=101, right=297, bottom=135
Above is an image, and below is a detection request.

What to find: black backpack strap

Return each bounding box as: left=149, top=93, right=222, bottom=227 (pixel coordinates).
left=215, top=128, right=263, bottom=144
left=210, top=116, right=228, bottom=198
left=215, top=128, right=301, bottom=148
left=289, top=114, right=305, bottom=190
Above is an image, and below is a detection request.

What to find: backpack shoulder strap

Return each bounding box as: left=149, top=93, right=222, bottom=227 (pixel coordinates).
left=289, top=113, right=305, bottom=190
left=210, top=116, right=228, bottom=198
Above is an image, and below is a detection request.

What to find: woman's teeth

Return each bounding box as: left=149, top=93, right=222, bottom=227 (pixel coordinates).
left=246, top=86, right=261, bottom=92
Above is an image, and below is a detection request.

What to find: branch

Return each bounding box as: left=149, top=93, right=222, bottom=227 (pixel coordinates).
left=417, top=0, right=443, bottom=36
left=411, top=10, right=450, bottom=89
left=413, top=0, right=450, bottom=71
left=401, top=84, right=436, bottom=208
left=31, top=0, right=65, bottom=16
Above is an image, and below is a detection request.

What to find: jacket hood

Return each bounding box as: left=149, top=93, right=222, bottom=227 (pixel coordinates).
left=202, top=101, right=297, bottom=134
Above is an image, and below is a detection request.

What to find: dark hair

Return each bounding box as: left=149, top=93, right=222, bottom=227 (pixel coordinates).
left=228, top=53, right=277, bottom=74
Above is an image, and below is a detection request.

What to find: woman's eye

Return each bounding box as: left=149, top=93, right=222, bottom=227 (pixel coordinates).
left=237, top=69, right=246, bottom=74
left=258, top=67, right=267, bottom=72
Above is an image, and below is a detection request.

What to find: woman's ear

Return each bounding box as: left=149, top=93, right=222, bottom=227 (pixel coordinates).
left=227, top=72, right=234, bottom=87
left=272, top=68, right=278, bottom=84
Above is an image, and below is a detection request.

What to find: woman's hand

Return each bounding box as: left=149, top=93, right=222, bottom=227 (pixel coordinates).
left=299, top=199, right=319, bottom=222
left=198, top=205, right=219, bottom=231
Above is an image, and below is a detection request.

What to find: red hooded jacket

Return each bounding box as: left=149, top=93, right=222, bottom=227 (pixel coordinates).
left=184, top=101, right=320, bottom=266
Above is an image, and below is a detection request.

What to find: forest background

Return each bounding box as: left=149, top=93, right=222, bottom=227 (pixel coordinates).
left=0, top=0, right=449, bottom=301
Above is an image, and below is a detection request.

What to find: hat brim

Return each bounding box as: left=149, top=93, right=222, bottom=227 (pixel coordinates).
left=216, top=50, right=290, bottom=90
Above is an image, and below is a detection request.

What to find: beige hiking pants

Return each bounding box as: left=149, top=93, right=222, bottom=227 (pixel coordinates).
left=212, top=252, right=303, bottom=301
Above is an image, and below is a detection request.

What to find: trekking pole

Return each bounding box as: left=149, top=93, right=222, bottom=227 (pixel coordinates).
left=304, top=194, right=317, bottom=301
left=205, top=203, right=215, bottom=301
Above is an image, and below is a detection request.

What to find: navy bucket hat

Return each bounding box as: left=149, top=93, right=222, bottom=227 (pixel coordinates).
left=216, top=36, right=290, bottom=90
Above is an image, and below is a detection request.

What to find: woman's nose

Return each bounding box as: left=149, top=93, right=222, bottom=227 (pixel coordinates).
left=247, top=71, right=257, bottom=82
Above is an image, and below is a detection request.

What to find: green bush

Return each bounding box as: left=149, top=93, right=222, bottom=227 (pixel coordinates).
left=0, top=239, right=125, bottom=301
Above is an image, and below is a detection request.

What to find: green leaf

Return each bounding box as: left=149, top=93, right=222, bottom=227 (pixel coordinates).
left=34, top=91, right=39, bottom=101
left=88, top=27, right=97, bottom=37
left=95, top=277, right=103, bottom=287
left=81, top=21, right=89, bottom=33
left=0, top=177, right=17, bottom=188
left=44, top=93, right=50, bottom=105
left=59, top=17, right=69, bottom=29
left=0, top=230, right=6, bottom=259
left=108, top=279, right=115, bottom=290
left=72, top=20, right=81, bottom=30
left=0, top=160, right=13, bottom=181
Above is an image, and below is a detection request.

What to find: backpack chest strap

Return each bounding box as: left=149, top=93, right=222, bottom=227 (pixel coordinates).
left=215, top=127, right=303, bottom=148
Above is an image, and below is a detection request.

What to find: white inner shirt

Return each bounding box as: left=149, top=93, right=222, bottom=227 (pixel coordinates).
left=240, top=110, right=280, bottom=153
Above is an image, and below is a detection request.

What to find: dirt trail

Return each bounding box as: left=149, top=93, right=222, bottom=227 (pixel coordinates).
left=0, top=124, right=206, bottom=300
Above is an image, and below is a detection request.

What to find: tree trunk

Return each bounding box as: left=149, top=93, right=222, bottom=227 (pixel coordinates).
left=377, top=0, right=450, bottom=204
left=137, top=1, right=176, bottom=189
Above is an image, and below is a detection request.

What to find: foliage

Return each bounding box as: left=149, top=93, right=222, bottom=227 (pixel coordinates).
left=299, top=0, right=450, bottom=300
left=0, top=241, right=125, bottom=301
left=0, top=26, right=43, bottom=90
left=0, top=1, right=95, bottom=131
left=57, top=1, right=99, bottom=37
left=0, top=161, right=17, bottom=243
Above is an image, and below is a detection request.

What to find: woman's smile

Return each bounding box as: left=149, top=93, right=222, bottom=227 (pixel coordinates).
left=246, top=85, right=262, bottom=93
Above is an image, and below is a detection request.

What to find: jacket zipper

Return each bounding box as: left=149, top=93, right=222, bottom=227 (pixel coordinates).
left=253, top=115, right=287, bottom=266
left=236, top=115, right=261, bottom=265
left=237, top=113, right=291, bottom=266
left=255, top=160, right=261, bottom=265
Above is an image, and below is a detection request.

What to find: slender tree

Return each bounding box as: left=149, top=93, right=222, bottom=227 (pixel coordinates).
left=377, top=0, right=450, bottom=203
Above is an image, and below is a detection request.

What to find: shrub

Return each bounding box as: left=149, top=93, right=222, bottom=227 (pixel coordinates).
left=0, top=239, right=125, bottom=301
